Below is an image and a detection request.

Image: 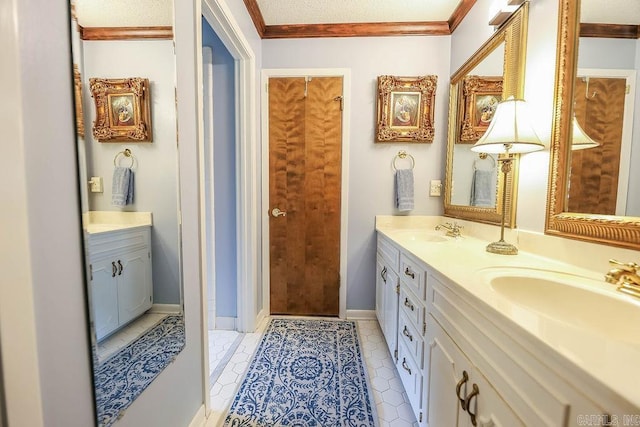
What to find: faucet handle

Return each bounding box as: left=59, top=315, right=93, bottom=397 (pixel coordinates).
left=609, top=259, right=640, bottom=273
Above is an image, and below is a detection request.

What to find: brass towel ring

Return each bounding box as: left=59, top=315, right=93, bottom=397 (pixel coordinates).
left=473, top=153, right=496, bottom=170
left=113, top=148, right=135, bottom=168
left=392, top=150, right=415, bottom=171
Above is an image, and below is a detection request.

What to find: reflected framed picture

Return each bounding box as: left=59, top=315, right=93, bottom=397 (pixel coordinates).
left=89, top=77, right=152, bottom=142
left=376, top=75, right=437, bottom=143
left=458, top=75, right=503, bottom=143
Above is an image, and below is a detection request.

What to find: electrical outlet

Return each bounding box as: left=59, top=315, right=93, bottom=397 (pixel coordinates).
left=89, top=177, right=103, bottom=193
left=429, top=179, right=442, bottom=197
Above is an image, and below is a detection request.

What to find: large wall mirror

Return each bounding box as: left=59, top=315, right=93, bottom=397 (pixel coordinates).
left=547, top=0, right=640, bottom=249
left=444, top=4, right=528, bottom=226
left=69, top=1, right=185, bottom=425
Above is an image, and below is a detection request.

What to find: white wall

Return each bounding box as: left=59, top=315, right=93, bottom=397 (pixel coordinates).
left=1, top=0, right=96, bottom=425
left=82, top=40, right=181, bottom=304
left=262, top=36, right=451, bottom=310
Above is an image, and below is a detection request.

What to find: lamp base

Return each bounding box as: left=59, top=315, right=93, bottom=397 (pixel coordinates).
left=486, top=240, right=518, bottom=255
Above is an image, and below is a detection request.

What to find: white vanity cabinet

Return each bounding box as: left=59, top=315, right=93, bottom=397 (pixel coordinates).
left=426, top=271, right=607, bottom=427
left=377, top=234, right=428, bottom=423
left=88, top=226, right=153, bottom=341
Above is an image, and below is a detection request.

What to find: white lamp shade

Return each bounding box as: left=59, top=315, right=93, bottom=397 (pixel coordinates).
left=571, top=116, right=600, bottom=150
left=470, top=97, right=545, bottom=154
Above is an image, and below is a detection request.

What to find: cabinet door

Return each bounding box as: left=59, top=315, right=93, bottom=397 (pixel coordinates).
left=461, top=367, right=524, bottom=427
left=376, top=257, right=386, bottom=329
left=382, top=267, right=399, bottom=359
left=91, top=258, right=119, bottom=341
left=117, top=248, right=152, bottom=326
left=425, top=318, right=464, bottom=427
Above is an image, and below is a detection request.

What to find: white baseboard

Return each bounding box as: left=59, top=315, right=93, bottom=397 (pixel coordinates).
left=346, top=309, right=376, bottom=320
left=215, top=316, right=236, bottom=330
left=149, top=303, right=181, bottom=314
left=188, top=404, right=206, bottom=427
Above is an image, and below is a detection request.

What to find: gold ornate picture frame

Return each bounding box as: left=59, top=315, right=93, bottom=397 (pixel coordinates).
left=73, top=64, right=85, bottom=138
left=458, top=76, right=503, bottom=143
left=89, top=77, right=152, bottom=142
left=376, top=75, right=437, bottom=143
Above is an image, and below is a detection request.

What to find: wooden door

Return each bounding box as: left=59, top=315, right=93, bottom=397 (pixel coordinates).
left=268, top=76, right=343, bottom=316
left=569, top=77, right=625, bottom=214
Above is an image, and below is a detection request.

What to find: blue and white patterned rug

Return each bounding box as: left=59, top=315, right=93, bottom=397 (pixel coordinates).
left=224, top=318, right=377, bottom=426
left=94, top=314, right=185, bottom=427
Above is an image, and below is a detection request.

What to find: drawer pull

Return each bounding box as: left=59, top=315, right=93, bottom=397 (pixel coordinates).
left=465, top=384, right=479, bottom=426
left=381, top=266, right=387, bottom=283
left=404, top=267, right=415, bottom=279
left=111, top=262, right=117, bottom=278
left=402, top=325, right=413, bottom=342
left=456, top=370, right=469, bottom=410
left=117, top=260, right=123, bottom=276
left=401, top=358, right=412, bottom=375
left=403, top=297, right=414, bottom=311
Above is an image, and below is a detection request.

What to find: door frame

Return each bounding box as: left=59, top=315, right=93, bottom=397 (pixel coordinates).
left=199, top=0, right=259, bottom=416
left=577, top=68, right=636, bottom=216
left=260, top=69, right=351, bottom=319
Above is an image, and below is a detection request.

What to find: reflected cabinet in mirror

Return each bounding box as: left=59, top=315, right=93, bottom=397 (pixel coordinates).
left=444, top=4, right=528, bottom=226
left=547, top=0, right=640, bottom=249
left=69, top=1, right=185, bottom=425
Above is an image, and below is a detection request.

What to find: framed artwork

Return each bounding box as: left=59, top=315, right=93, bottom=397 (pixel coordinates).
left=89, top=77, right=152, bottom=142
left=458, top=75, right=503, bottom=143
left=73, top=64, right=84, bottom=138
left=376, top=75, right=437, bottom=143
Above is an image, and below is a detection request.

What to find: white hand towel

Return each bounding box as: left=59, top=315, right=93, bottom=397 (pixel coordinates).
left=395, top=169, right=414, bottom=211
left=112, top=166, right=134, bottom=206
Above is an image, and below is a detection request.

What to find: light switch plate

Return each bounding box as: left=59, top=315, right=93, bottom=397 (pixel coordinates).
left=429, top=180, right=442, bottom=197
left=89, top=176, right=103, bottom=193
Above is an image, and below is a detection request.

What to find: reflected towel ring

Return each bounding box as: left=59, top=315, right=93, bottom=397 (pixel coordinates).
left=113, top=148, right=136, bottom=168
left=473, top=153, right=496, bottom=171
left=393, top=150, right=415, bottom=171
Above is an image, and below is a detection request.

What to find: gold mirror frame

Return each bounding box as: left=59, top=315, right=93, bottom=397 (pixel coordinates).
left=546, top=0, right=640, bottom=250
left=444, top=4, right=528, bottom=226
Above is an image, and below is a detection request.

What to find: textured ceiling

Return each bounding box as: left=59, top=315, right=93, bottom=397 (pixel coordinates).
left=74, top=0, right=173, bottom=27
left=72, top=0, right=640, bottom=28
left=255, top=0, right=460, bottom=25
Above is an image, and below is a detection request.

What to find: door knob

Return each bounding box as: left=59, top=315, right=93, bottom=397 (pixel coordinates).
left=271, top=208, right=287, bottom=217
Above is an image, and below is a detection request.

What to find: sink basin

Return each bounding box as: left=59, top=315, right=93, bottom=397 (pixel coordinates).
left=478, top=267, right=640, bottom=343
left=393, top=229, right=449, bottom=243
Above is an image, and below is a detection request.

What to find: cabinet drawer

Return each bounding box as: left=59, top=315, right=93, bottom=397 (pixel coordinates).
left=399, top=253, right=426, bottom=300
left=397, top=339, right=423, bottom=421
left=399, top=286, right=424, bottom=336
left=377, top=233, right=400, bottom=272
left=88, top=227, right=150, bottom=260
left=398, top=309, right=423, bottom=368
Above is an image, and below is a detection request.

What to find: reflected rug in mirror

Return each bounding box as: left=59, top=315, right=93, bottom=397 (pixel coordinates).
left=94, top=314, right=185, bottom=427
left=223, top=318, right=377, bottom=426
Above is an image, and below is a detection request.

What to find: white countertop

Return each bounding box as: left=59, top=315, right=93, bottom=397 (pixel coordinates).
left=376, top=215, right=640, bottom=410
left=83, top=211, right=152, bottom=235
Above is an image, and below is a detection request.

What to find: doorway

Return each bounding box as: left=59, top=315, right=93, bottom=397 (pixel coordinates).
left=261, top=69, right=351, bottom=319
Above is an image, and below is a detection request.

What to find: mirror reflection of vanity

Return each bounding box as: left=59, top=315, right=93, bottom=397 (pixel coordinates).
left=547, top=0, right=640, bottom=249
left=69, top=0, right=185, bottom=425
left=444, top=4, right=528, bottom=226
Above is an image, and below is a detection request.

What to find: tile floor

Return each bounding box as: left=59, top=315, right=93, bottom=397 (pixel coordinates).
left=96, top=312, right=168, bottom=362
left=206, top=318, right=418, bottom=426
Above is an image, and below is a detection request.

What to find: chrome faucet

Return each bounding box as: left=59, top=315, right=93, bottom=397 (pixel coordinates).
left=605, top=259, right=640, bottom=299
left=435, top=222, right=463, bottom=238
